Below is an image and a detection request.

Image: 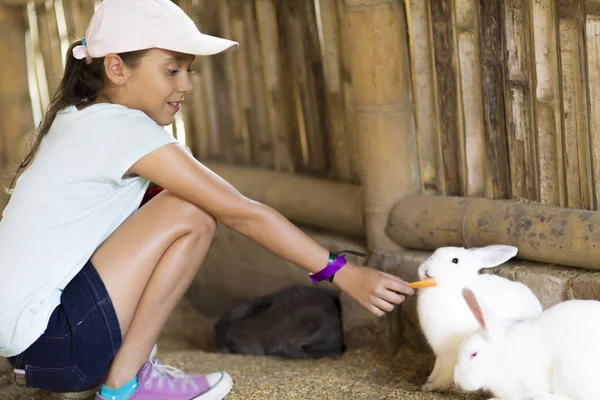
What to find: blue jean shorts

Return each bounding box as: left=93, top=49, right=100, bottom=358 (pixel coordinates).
left=7, top=259, right=122, bottom=393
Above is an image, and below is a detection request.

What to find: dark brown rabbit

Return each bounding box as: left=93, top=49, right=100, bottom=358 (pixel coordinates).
left=214, top=285, right=345, bottom=359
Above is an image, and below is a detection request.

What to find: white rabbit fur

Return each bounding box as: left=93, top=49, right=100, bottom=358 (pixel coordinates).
left=454, top=288, right=600, bottom=400
left=417, top=245, right=543, bottom=392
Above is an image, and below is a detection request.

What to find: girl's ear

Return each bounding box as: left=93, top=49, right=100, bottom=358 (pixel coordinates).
left=104, top=54, right=127, bottom=85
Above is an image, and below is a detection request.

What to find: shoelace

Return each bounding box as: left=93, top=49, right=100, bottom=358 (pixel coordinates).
left=146, top=360, right=200, bottom=392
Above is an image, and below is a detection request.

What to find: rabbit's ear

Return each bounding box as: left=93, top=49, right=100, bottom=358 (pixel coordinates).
left=470, top=245, right=518, bottom=269
left=462, top=288, right=501, bottom=336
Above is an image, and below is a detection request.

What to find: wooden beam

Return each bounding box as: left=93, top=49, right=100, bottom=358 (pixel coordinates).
left=205, top=162, right=364, bottom=237
left=386, top=195, right=600, bottom=271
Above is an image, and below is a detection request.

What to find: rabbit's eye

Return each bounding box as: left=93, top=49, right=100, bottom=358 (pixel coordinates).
left=471, top=351, right=478, bottom=358
left=452, top=258, right=459, bottom=264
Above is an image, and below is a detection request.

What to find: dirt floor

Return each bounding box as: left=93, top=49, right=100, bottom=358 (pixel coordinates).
left=0, top=298, right=487, bottom=400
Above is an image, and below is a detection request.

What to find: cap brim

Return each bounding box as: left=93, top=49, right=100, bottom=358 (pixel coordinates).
left=174, top=33, right=239, bottom=56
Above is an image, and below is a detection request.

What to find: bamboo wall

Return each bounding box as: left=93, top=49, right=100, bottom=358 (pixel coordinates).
left=408, top=0, right=600, bottom=210
left=3, top=0, right=600, bottom=230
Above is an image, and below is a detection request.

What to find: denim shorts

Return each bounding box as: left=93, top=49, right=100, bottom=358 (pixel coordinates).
left=7, top=259, right=122, bottom=393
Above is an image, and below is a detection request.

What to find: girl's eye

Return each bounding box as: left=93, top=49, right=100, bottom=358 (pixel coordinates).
left=471, top=351, right=478, bottom=359
left=168, top=69, right=195, bottom=76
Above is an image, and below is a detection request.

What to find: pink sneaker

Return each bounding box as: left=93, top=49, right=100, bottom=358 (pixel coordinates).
left=96, top=360, right=233, bottom=400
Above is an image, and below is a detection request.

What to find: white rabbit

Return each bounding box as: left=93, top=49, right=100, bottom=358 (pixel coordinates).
left=454, top=288, right=600, bottom=400
left=417, top=245, right=543, bottom=392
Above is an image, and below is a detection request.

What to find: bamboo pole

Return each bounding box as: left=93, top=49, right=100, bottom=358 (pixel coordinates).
left=242, top=0, right=273, bottom=168
left=36, top=1, right=62, bottom=95
left=406, top=0, right=442, bottom=195
left=386, top=195, right=600, bottom=271
left=303, top=0, right=330, bottom=174
left=0, top=5, right=35, bottom=215
left=558, top=0, right=590, bottom=209
left=503, top=0, right=538, bottom=202
left=232, top=4, right=253, bottom=164
left=179, top=0, right=210, bottom=160
left=341, top=0, right=419, bottom=251
left=479, top=0, right=511, bottom=199
left=335, top=0, right=361, bottom=183
left=205, top=162, right=364, bottom=236
left=176, top=0, right=197, bottom=155
left=188, top=72, right=210, bottom=160
left=255, top=0, right=296, bottom=173
left=62, top=0, right=91, bottom=40
left=219, top=0, right=252, bottom=164
left=585, top=9, right=600, bottom=210
left=280, top=0, right=327, bottom=173
left=531, top=0, right=564, bottom=206
left=218, top=0, right=242, bottom=163
left=313, top=0, right=353, bottom=181
left=455, top=0, right=485, bottom=197
left=195, top=0, right=229, bottom=162
left=429, top=0, right=462, bottom=196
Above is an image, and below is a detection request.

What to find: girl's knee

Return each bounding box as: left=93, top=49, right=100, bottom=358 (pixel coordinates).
left=191, top=207, right=217, bottom=239
left=164, top=191, right=217, bottom=238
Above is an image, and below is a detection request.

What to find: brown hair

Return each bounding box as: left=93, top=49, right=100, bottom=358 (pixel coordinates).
left=6, top=40, right=149, bottom=193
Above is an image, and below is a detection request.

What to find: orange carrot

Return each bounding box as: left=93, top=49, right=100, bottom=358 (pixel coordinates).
left=408, top=279, right=437, bottom=289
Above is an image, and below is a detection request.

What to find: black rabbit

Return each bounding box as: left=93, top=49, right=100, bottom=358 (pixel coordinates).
left=214, top=285, right=345, bottom=359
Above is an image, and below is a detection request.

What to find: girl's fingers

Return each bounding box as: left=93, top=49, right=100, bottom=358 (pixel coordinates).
left=383, top=277, right=415, bottom=296
left=368, top=304, right=385, bottom=317
left=378, top=289, right=406, bottom=305
left=379, top=271, right=408, bottom=284
left=372, top=297, right=395, bottom=313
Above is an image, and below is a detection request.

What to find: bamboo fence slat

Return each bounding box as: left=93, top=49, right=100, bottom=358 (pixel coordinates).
left=479, top=0, right=511, bottom=199
left=35, top=2, right=62, bottom=94
left=531, top=0, right=564, bottom=206
left=586, top=14, right=600, bottom=209
left=455, top=0, right=485, bottom=197
left=503, top=0, right=538, bottom=202
left=558, top=0, right=591, bottom=209
left=217, top=0, right=241, bottom=163
left=429, top=0, right=461, bottom=196
left=406, top=0, right=442, bottom=195
left=281, top=0, right=327, bottom=173
left=255, top=0, right=296, bottom=173
left=335, top=0, right=361, bottom=183
left=242, top=0, right=273, bottom=169
left=314, top=0, right=353, bottom=181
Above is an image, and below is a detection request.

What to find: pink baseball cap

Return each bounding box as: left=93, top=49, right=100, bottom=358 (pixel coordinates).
left=73, top=0, right=238, bottom=60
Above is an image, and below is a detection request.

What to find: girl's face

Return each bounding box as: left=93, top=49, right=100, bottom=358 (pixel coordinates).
left=115, top=49, right=195, bottom=126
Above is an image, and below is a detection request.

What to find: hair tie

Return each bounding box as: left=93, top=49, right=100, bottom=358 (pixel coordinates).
left=72, top=37, right=92, bottom=64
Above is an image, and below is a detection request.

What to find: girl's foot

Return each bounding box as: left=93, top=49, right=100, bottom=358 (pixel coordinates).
left=96, top=359, right=232, bottom=400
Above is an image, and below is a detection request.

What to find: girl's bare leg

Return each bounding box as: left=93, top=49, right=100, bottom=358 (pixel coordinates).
left=91, top=190, right=216, bottom=388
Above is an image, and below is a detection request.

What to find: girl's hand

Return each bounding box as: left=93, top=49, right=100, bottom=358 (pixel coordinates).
left=333, top=263, right=414, bottom=317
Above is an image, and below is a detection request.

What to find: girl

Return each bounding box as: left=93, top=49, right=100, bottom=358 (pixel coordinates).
left=0, top=1, right=414, bottom=399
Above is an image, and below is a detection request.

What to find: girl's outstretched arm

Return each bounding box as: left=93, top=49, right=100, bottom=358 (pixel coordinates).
left=128, top=142, right=414, bottom=316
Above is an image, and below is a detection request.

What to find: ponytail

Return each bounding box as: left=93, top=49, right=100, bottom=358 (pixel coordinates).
left=6, top=40, right=148, bottom=193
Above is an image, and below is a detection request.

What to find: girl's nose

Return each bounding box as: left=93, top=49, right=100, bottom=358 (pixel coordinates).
left=180, top=76, right=193, bottom=93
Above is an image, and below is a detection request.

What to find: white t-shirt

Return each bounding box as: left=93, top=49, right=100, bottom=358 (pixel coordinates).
left=0, top=103, right=178, bottom=357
